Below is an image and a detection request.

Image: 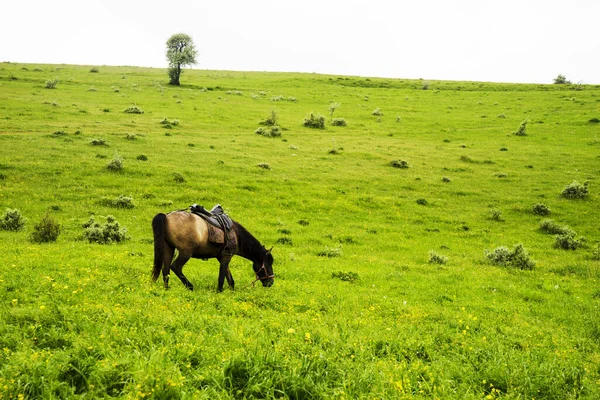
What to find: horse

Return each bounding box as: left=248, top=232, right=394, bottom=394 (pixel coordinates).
left=152, top=210, right=274, bottom=292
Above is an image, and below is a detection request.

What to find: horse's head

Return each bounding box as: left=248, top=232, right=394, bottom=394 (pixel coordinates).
left=254, top=247, right=275, bottom=287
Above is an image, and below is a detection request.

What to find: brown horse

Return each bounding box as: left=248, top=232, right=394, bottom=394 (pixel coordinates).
left=152, top=210, right=274, bottom=291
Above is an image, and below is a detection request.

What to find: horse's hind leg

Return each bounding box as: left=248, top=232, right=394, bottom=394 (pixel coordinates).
left=162, top=244, right=175, bottom=289
left=171, top=253, right=194, bottom=291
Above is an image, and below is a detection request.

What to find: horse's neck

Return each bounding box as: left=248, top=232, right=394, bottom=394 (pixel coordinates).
left=236, top=224, right=263, bottom=263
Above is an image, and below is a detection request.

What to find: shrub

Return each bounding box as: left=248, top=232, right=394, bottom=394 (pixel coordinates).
left=416, top=198, right=428, bottom=206
left=589, top=118, right=600, bottom=124
left=125, top=133, right=137, bottom=140
left=45, top=78, right=59, bottom=89
left=486, top=243, right=535, bottom=270
left=428, top=251, right=448, bottom=265
left=553, top=74, right=571, bottom=84
left=318, top=246, right=342, bottom=258
left=82, top=215, right=129, bottom=244
left=106, top=154, right=124, bottom=172
left=513, top=119, right=528, bottom=136
left=489, top=208, right=503, bottom=221
left=255, top=126, right=281, bottom=138
left=329, top=101, right=340, bottom=120
left=539, top=219, right=573, bottom=236
left=554, top=231, right=584, bottom=250
left=172, top=172, right=185, bottom=183
left=532, top=203, right=551, bottom=216
left=89, top=67, right=99, bottom=73
left=442, top=176, right=451, bottom=183
left=257, top=162, right=271, bottom=170
left=137, top=155, right=148, bottom=161
left=561, top=181, right=589, bottom=199
left=331, top=271, right=359, bottom=282
left=123, top=105, right=144, bottom=114
left=390, top=160, right=410, bottom=169
left=372, top=108, right=383, bottom=116
left=303, top=112, right=326, bottom=129
left=52, top=130, right=67, bottom=136
left=30, top=214, right=61, bottom=243
left=0, top=208, right=27, bottom=231
left=90, top=138, right=107, bottom=146
left=101, top=195, right=135, bottom=209
left=331, top=118, right=347, bottom=126
left=259, top=110, right=279, bottom=127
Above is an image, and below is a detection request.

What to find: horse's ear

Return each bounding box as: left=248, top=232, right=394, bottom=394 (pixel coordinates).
left=267, top=246, right=274, bottom=254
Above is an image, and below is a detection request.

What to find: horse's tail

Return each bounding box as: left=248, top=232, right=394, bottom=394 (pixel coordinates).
left=152, top=213, right=167, bottom=281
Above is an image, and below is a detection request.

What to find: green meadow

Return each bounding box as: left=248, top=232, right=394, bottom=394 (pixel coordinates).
left=1, top=62, right=599, bottom=399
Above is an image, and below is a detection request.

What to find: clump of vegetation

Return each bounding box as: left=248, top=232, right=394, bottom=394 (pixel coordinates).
left=328, top=101, right=340, bottom=121
left=332, top=271, right=359, bottom=282
left=513, top=119, right=528, bottom=136
left=589, top=118, right=600, bottom=124
left=82, top=215, right=129, bottom=244
left=90, top=138, right=107, bottom=146
left=390, top=160, right=410, bottom=169
left=45, top=78, right=59, bottom=89
left=553, top=74, right=571, bottom=84
left=106, top=154, right=124, bottom=172
left=276, top=237, right=292, bottom=245
left=539, top=219, right=573, bottom=235
left=428, top=251, right=448, bottom=265
left=442, top=176, right=451, bottom=183
left=416, top=198, right=428, bottom=206
left=318, top=246, right=342, bottom=258
left=259, top=110, right=279, bottom=127
left=30, top=214, right=61, bottom=243
left=89, top=67, right=99, bottom=73
left=485, top=243, right=535, bottom=270
left=554, top=231, right=585, bottom=250
left=489, top=208, right=503, bottom=221
left=0, top=208, right=27, bottom=231
left=160, top=117, right=180, bottom=128
left=52, top=130, right=67, bottom=136
left=372, top=108, right=383, bottom=116
left=123, top=105, right=144, bottom=114
left=560, top=181, right=589, bottom=199
left=172, top=172, right=185, bottom=183
left=303, top=112, right=326, bottom=129
left=255, top=126, right=281, bottom=138
left=331, top=118, right=347, bottom=126
left=125, top=133, right=137, bottom=140
left=100, top=195, right=135, bottom=209
left=137, top=155, right=148, bottom=161
left=257, top=162, right=271, bottom=170
left=531, top=203, right=551, bottom=216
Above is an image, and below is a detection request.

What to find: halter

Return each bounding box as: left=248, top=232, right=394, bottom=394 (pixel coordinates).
left=244, top=262, right=275, bottom=288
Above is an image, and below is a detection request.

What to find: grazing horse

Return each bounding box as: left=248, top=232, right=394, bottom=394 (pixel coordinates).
left=152, top=210, right=274, bottom=291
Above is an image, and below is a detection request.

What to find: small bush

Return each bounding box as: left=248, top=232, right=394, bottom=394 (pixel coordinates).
left=83, top=215, right=129, bottom=244
left=390, top=160, right=410, bottom=169
left=486, top=243, right=535, bottom=270
left=416, top=198, right=428, bottom=206
left=45, top=78, right=59, bottom=89
left=428, top=251, right=448, bottom=265
left=318, top=246, right=342, bottom=258
left=89, top=67, right=99, bottom=73
left=276, top=237, right=293, bottom=245
left=331, top=118, right=347, bottom=126
left=561, top=181, right=589, bottom=199
left=372, top=108, right=383, bottom=116
left=259, top=110, right=279, bottom=127
left=589, top=118, right=600, bottom=124
left=303, top=112, right=326, bottom=129
left=0, top=208, right=27, bottom=232
left=532, top=203, right=551, bottom=216
left=332, top=271, right=359, bottom=282
left=101, top=195, right=135, bottom=209
left=123, top=105, right=144, bottom=114
left=489, top=208, right=503, bottom=221
left=554, top=231, right=584, bottom=250
left=539, top=219, right=573, bottom=235
left=106, top=154, right=124, bottom=172
left=442, top=176, right=451, bottom=183
left=257, top=162, right=271, bottom=170
left=90, top=138, right=107, bottom=146
left=255, top=126, right=281, bottom=138
left=125, top=133, right=137, bottom=140
left=172, top=172, right=185, bottom=183
left=30, top=214, right=61, bottom=243
left=52, top=130, right=67, bottom=136
left=136, top=155, right=148, bottom=161
left=513, top=119, right=528, bottom=136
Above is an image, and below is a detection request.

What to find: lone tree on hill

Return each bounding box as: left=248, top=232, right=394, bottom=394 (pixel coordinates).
left=166, top=33, right=198, bottom=86
left=553, top=74, right=571, bottom=84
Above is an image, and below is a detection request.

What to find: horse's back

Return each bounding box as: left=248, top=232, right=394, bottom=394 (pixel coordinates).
left=165, top=211, right=211, bottom=255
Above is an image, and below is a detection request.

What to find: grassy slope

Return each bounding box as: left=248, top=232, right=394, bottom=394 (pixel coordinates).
left=0, top=62, right=599, bottom=398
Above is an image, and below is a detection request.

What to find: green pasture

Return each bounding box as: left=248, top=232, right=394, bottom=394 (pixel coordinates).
left=1, top=62, right=599, bottom=398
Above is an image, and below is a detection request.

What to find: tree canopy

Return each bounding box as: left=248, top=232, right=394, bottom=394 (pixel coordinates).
left=166, top=33, right=198, bottom=86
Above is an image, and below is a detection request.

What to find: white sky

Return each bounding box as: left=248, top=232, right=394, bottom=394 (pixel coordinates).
left=2, top=0, right=599, bottom=84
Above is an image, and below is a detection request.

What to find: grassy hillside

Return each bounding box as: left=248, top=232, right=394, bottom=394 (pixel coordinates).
left=1, top=62, right=599, bottom=398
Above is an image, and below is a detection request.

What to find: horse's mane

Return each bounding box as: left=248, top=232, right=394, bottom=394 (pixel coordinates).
left=233, top=220, right=265, bottom=258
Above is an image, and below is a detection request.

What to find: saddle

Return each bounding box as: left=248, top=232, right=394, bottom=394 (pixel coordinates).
left=190, top=204, right=236, bottom=254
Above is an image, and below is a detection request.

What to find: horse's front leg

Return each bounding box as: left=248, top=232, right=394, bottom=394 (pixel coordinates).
left=217, top=256, right=233, bottom=292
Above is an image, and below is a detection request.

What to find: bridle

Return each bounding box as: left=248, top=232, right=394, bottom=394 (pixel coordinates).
left=244, top=262, right=275, bottom=288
